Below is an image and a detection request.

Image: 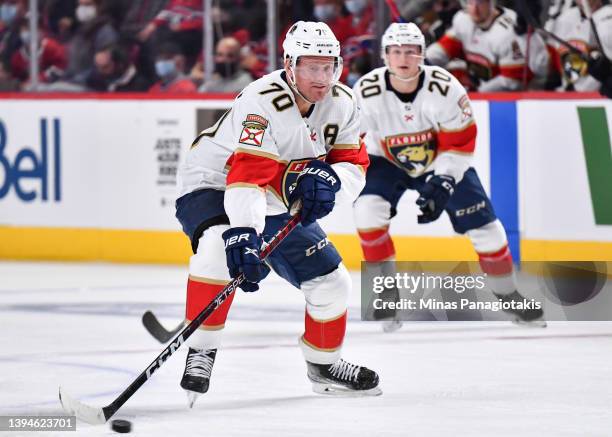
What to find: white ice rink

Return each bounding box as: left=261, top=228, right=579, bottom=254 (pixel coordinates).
left=1, top=261, right=611, bottom=436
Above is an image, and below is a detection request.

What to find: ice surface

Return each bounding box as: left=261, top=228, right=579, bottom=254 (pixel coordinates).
left=0, top=261, right=611, bottom=436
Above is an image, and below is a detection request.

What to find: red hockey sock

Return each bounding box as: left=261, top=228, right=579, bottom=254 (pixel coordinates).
left=185, top=276, right=235, bottom=329
left=302, top=310, right=347, bottom=351
left=358, top=227, right=395, bottom=262
left=478, top=245, right=514, bottom=276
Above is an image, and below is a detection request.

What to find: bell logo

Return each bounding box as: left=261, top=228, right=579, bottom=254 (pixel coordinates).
left=0, top=118, right=61, bottom=202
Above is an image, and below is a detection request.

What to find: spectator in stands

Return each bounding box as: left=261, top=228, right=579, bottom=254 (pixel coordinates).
left=10, top=18, right=67, bottom=83
left=0, top=58, right=19, bottom=90
left=86, top=44, right=151, bottom=91
left=312, top=0, right=353, bottom=44
left=43, top=0, right=77, bottom=42
left=118, top=0, right=167, bottom=41
left=149, top=41, right=196, bottom=93
left=345, top=49, right=372, bottom=87
left=137, top=0, right=203, bottom=65
left=0, top=0, right=26, bottom=67
left=199, top=36, right=253, bottom=93
left=345, top=0, right=374, bottom=35
left=416, top=0, right=461, bottom=45
left=342, top=0, right=375, bottom=86
left=117, top=0, right=167, bottom=82
left=62, top=0, right=118, bottom=85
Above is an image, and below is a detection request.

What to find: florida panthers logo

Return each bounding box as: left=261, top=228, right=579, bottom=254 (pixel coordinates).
left=383, top=130, right=436, bottom=177
left=560, top=41, right=591, bottom=84
left=280, top=156, right=326, bottom=206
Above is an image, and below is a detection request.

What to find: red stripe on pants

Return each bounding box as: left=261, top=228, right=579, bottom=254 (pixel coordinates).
left=303, top=310, right=347, bottom=350
left=185, top=278, right=235, bottom=327
left=478, top=245, right=513, bottom=276
left=358, top=227, right=395, bottom=262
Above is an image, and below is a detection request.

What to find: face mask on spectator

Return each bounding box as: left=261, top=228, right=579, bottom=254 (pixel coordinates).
left=20, top=30, right=30, bottom=46
left=76, top=5, right=97, bottom=23
left=345, top=0, right=367, bottom=14
left=155, top=59, right=177, bottom=78
left=346, top=72, right=360, bottom=87
left=214, top=61, right=239, bottom=78
left=313, top=5, right=337, bottom=22
left=0, top=4, right=18, bottom=24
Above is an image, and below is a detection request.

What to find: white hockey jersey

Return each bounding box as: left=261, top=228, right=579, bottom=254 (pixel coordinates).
left=552, top=5, right=612, bottom=91
left=178, top=69, right=368, bottom=233
left=426, top=7, right=549, bottom=91
left=354, top=65, right=476, bottom=182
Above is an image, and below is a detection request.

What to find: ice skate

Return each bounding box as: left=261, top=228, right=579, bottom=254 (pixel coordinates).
left=307, top=359, right=382, bottom=397
left=493, top=290, right=547, bottom=328
left=180, top=348, right=217, bottom=407
left=372, top=286, right=403, bottom=332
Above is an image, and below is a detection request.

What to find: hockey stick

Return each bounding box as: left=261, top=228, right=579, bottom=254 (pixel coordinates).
left=59, top=213, right=301, bottom=425
left=514, top=0, right=588, bottom=60
left=384, top=0, right=404, bottom=22
left=142, top=310, right=184, bottom=343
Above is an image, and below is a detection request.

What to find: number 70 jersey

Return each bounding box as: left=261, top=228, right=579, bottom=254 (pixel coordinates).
left=353, top=65, right=477, bottom=179
left=178, top=69, right=367, bottom=218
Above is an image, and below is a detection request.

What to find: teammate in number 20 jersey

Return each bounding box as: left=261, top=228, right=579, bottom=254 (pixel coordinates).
left=353, top=23, right=544, bottom=329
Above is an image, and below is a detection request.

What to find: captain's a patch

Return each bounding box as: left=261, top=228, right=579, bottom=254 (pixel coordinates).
left=239, top=114, right=269, bottom=146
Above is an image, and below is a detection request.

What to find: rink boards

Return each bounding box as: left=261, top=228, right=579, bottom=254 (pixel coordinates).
left=0, top=92, right=611, bottom=267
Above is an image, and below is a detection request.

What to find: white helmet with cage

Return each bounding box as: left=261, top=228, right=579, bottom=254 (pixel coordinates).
left=381, top=22, right=426, bottom=62
left=282, top=21, right=343, bottom=97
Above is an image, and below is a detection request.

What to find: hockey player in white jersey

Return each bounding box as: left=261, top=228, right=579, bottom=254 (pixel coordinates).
left=551, top=0, right=612, bottom=95
left=353, top=22, right=544, bottom=330
left=175, top=21, right=379, bottom=405
left=426, top=0, right=549, bottom=91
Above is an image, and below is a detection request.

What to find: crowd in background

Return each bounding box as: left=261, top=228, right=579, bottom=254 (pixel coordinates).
left=0, top=0, right=609, bottom=95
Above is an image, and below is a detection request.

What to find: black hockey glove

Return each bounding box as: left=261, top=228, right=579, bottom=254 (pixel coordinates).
left=587, top=51, right=611, bottom=81
left=416, top=174, right=456, bottom=224
left=288, top=159, right=341, bottom=226
left=587, top=52, right=612, bottom=99
left=222, top=227, right=270, bottom=292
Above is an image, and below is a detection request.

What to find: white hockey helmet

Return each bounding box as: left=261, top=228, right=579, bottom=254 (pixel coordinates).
left=282, top=21, right=343, bottom=84
left=381, top=22, right=426, bottom=62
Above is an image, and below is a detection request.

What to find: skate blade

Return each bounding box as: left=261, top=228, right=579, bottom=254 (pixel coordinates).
left=382, top=320, right=403, bottom=333
left=312, top=382, right=383, bottom=397
left=186, top=391, right=200, bottom=408
left=512, top=318, right=547, bottom=328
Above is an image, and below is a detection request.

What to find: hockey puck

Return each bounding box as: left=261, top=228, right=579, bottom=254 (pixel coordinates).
left=110, top=419, right=132, bottom=433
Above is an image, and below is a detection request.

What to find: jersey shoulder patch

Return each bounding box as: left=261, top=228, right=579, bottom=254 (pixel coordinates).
left=238, top=114, right=269, bottom=147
